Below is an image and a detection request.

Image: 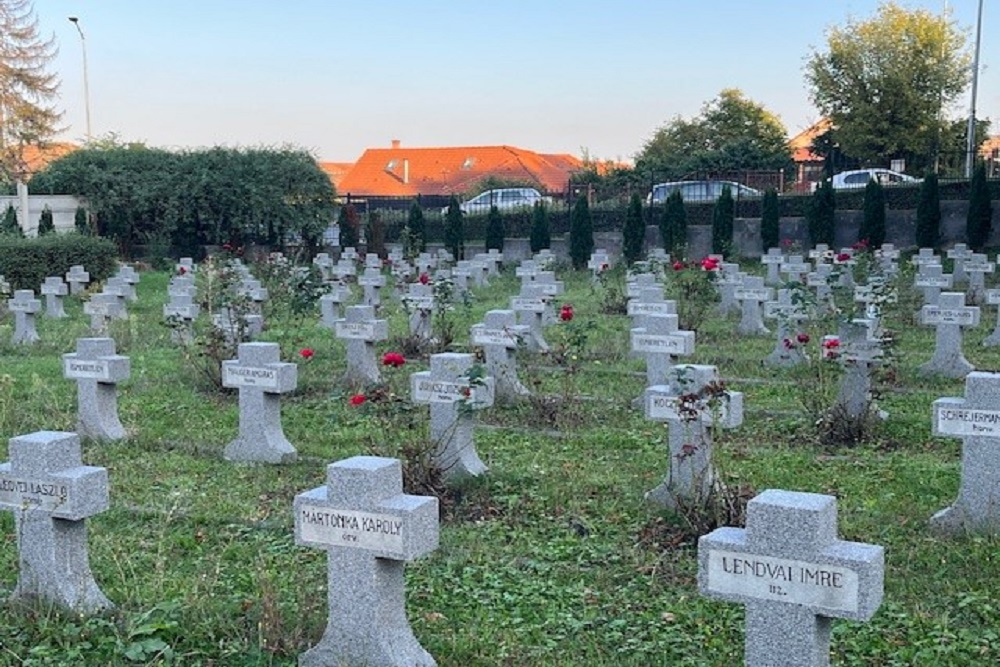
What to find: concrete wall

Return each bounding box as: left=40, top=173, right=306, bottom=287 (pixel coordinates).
left=0, top=195, right=84, bottom=236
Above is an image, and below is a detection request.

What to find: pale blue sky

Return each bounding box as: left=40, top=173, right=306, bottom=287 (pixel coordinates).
left=35, top=1, right=998, bottom=163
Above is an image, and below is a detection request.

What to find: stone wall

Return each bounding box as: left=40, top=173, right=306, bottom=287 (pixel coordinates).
left=0, top=195, right=84, bottom=236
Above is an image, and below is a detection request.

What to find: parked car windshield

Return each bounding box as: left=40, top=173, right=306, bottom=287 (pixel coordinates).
left=648, top=180, right=762, bottom=204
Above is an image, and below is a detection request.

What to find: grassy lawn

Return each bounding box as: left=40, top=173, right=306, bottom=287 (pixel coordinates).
left=0, top=256, right=997, bottom=666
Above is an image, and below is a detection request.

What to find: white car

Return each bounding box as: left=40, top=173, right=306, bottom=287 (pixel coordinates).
left=829, top=169, right=920, bottom=190
left=647, top=180, right=762, bottom=205
left=442, top=188, right=546, bottom=215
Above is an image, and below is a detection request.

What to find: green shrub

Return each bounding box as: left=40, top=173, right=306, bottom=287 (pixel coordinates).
left=808, top=180, right=836, bottom=246
left=367, top=210, right=386, bottom=257
left=407, top=201, right=427, bottom=253
left=569, top=196, right=595, bottom=269
left=711, top=186, right=734, bottom=255
left=36, top=206, right=55, bottom=236
left=660, top=191, right=687, bottom=254
left=2, top=204, right=24, bottom=237
left=74, top=206, right=91, bottom=235
left=760, top=189, right=779, bottom=250
left=529, top=202, right=550, bottom=252
left=0, top=233, right=117, bottom=289
left=860, top=178, right=886, bottom=247
left=966, top=162, right=992, bottom=251
left=338, top=204, right=360, bottom=249
left=915, top=172, right=941, bottom=248
left=485, top=205, right=505, bottom=252
left=444, top=198, right=464, bottom=259
left=622, top=194, right=645, bottom=264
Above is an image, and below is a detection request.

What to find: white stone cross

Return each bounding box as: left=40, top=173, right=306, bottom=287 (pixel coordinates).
left=982, top=289, right=1000, bottom=347
left=931, top=372, right=1000, bottom=535
left=631, top=312, right=695, bottom=389
left=947, top=242, right=973, bottom=284
left=294, top=456, right=439, bottom=667
left=471, top=309, right=531, bottom=402
left=510, top=284, right=551, bottom=352
left=163, top=293, right=200, bottom=344
left=910, top=247, right=939, bottom=267
left=962, top=253, right=994, bottom=304
left=83, top=293, right=124, bottom=334
left=779, top=255, right=810, bottom=283
left=698, top=489, right=884, bottom=667
left=919, top=292, right=980, bottom=378
left=63, top=337, right=131, bottom=441
left=115, top=265, right=140, bottom=302
left=9, top=289, right=41, bottom=344
left=65, top=265, right=90, bottom=295
left=357, top=267, right=387, bottom=308
left=40, top=276, right=68, bottom=318
left=734, top=276, right=773, bottom=336
left=835, top=320, right=884, bottom=422
left=336, top=305, right=388, bottom=388
left=0, top=431, right=113, bottom=614
left=761, top=248, right=785, bottom=285
left=313, top=252, right=334, bottom=281
left=402, top=283, right=436, bottom=339
left=222, top=342, right=298, bottom=463
left=914, top=263, right=953, bottom=307
left=319, top=283, right=353, bottom=330
left=410, top=352, right=495, bottom=480
left=764, top=288, right=813, bottom=367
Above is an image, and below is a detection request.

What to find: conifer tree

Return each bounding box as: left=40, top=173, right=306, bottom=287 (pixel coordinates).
left=711, top=185, right=734, bottom=255
left=660, top=190, right=686, bottom=254
left=444, top=197, right=464, bottom=260
left=966, top=162, right=993, bottom=251
left=74, top=205, right=90, bottom=235
left=484, top=205, right=504, bottom=252
left=36, top=204, right=53, bottom=235
left=1, top=203, right=23, bottom=236
left=569, top=195, right=594, bottom=269
left=622, top=193, right=645, bottom=264
left=407, top=200, right=426, bottom=253
left=860, top=178, right=886, bottom=247
left=529, top=201, right=550, bottom=252
left=760, top=188, right=780, bottom=250
left=915, top=172, right=941, bottom=248
left=808, top=180, right=836, bottom=246
left=337, top=204, right=359, bottom=249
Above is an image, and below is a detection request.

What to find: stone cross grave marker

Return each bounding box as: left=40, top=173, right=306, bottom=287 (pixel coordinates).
left=947, top=242, right=973, bottom=285
left=414, top=253, right=435, bottom=277
left=853, top=277, right=895, bottom=342
left=643, top=364, right=743, bottom=509
left=625, top=272, right=657, bottom=300
left=931, top=372, right=1000, bottom=535
left=449, top=263, right=470, bottom=295
left=115, top=265, right=140, bottom=302
left=910, top=247, right=939, bottom=267
left=834, top=248, right=856, bottom=288
left=364, top=252, right=382, bottom=271
left=332, top=258, right=357, bottom=282
left=807, top=264, right=836, bottom=314
left=83, top=293, right=123, bottom=334
left=535, top=270, right=564, bottom=298
left=631, top=312, right=695, bottom=390
left=163, top=292, right=200, bottom=344
left=587, top=251, right=610, bottom=281
left=876, top=243, right=900, bottom=275
left=336, top=305, right=388, bottom=387
left=982, top=288, right=1000, bottom=347
left=294, top=456, right=439, bottom=667
left=436, top=248, right=454, bottom=265
left=808, top=244, right=831, bottom=266
left=511, top=284, right=551, bottom=352
left=914, top=263, right=953, bottom=307
left=515, top=259, right=539, bottom=286
left=9, top=289, right=41, bottom=344
left=402, top=283, right=436, bottom=340
left=319, top=283, right=353, bottom=330
left=698, top=489, right=884, bottom=667
left=835, top=319, right=884, bottom=422
left=341, top=246, right=359, bottom=262
left=40, top=276, right=68, bottom=318
left=175, top=257, right=195, bottom=275
left=471, top=309, right=531, bottom=402
left=716, top=263, right=744, bottom=316
left=962, top=252, right=994, bottom=304
left=103, top=278, right=130, bottom=319
left=63, top=337, right=131, bottom=441
left=65, top=265, right=90, bottom=295
left=734, top=276, right=772, bottom=336
left=239, top=278, right=268, bottom=316
left=475, top=249, right=503, bottom=276
left=410, top=353, right=495, bottom=481
left=780, top=255, right=810, bottom=284
left=222, top=342, right=298, bottom=463
left=761, top=248, right=785, bottom=285
left=313, top=252, right=333, bottom=281
left=627, top=285, right=675, bottom=329
left=358, top=267, right=387, bottom=308
left=919, top=292, right=980, bottom=378
left=168, top=274, right=196, bottom=299
left=764, top=288, right=812, bottom=367
left=0, top=430, right=113, bottom=614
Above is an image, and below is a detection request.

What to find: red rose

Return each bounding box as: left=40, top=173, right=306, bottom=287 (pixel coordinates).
left=178, top=266, right=188, bottom=275
left=797, top=333, right=810, bottom=344
left=701, top=257, right=720, bottom=271
left=418, top=273, right=430, bottom=285
left=349, top=394, right=367, bottom=406
left=672, top=261, right=685, bottom=271
left=382, top=352, right=406, bottom=367
left=823, top=339, right=840, bottom=349
left=299, top=348, right=314, bottom=359
left=559, top=304, right=574, bottom=322
left=836, top=252, right=851, bottom=262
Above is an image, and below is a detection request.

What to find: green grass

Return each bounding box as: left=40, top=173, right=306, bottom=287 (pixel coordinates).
left=0, top=262, right=997, bottom=665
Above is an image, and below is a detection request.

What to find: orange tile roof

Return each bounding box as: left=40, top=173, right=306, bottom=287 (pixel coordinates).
left=9, top=142, right=78, bottom=176
left=788, top=118, right=833, bottom=164
left=980, top=136, right=1000, bottom=158
left=317, top=161, right=354, bottom=190
left=336, top=144, right=584, bottom=197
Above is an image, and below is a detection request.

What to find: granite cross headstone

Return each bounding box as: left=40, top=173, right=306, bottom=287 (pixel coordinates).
left=63, top=337, right=131, bottom=441
left=471, top=309, right=531, bottom=402
left=734, top=276, right=772, bottom=336
left=336, top=305, right=388, bottom=387
left=9, top=289, right=41, bottom=344
left=918, top=292, right=980, bottom=378
left=222, top=342, right=298, bottom=463
left=65, top=265, right=90, bottom=295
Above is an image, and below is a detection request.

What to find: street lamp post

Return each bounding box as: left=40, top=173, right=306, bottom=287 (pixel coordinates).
left=68, top=16, right=92, bottom=141
left=965, top=0, right=984, bottom=178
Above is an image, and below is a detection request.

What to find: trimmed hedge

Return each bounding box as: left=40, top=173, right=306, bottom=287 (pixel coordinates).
left=0, top=233, right=118, bottom=290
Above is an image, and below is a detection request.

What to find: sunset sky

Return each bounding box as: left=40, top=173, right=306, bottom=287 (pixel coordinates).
left=35, top=1, right=998, bottom=163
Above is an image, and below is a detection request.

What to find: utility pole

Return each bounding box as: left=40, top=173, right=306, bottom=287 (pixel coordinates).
left=965, top=0, right=984, bottom=178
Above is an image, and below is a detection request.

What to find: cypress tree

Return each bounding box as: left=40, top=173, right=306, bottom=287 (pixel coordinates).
left=485, top=205, right=505, bottom=252
left=36, top=205, right=54, bottom=236
left=367, top=211, right=386, bottom=257
left=966, top=162, right=993, bottom=251
left=1, top=204, right=23, bottom=237
left=338, top=204, right=359, bottom=249
left=74, top=206, right=90, bottom=235
left=860, top=178, right=886, bottom=247
left=569, top=195, right=594, bottom=270
left=711, top=185, right=734, bottom=255
left=622, top=193, right=645, bottom=264
left=760, top=188, right=780, bottom=250
left=444, top=197, right=464, bottom=260
left=407, top=200, right=427, bottom=253
left=808, top=180, right=836, bottom=246
left=529, top=201, right=550, bottom=252
left=660, top=190, right=687, bottom=254
left=915, top=172, right=941, bottom=248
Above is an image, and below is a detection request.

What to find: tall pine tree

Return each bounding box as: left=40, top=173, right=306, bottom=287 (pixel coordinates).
left=622, top=193, right=645, bottom=264
left=915, top=172, right=941, bottom=248
left=36, top=204, right=53, bottom=235
left=660, top=190, right=686, bottom=254
left=484, top=205, right=505, bottom=252
left=966, top=162, right=993, bottom=251
left=860, top=178, right=886, bottom=247
left=808, top=180, right=836, bottom=246
left=444, top=197, right=464, bottom=260
left=711, top=186, right=734, bottom=255
left=407, top=200, right=427, bottom=253
left=760, top=188, right=780, bottom=250
left=569, top=195, right=594, bottom=269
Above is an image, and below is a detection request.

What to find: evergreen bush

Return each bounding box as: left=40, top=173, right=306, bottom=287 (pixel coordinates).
left=0, top=233, right=117, bottom=289
left=622, top=194, right=645, bottom=264
left=808, top=180, right=836, bottom=246
left=860, top=179, right=886, bottom=247
left=338, top=204, right=360, bottom=249
left=915, top=172, right=941, bottom=248
left=711, top=186, right=734, bottom=256
left=74, top=206, right=90, bottom=235
left=966, top=162, right=993, bottom=251
left=367, top=211, right=386, bottom=258
left=660, top=191, right=687, bottom=254
left=408, top=201, right=427, bottom=253
left=1, top=204, right=24, bottom=237
left=529, top=202, right=550, bottom=252
left=760, top=189, right=780, bottom=250
left=36, top=205, right=55, bottom=236
left=484, top=205, right=505, bottom=252
left=569, top=196, right=595, bottom=269
left=444, top=198, right=464, bottom=260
